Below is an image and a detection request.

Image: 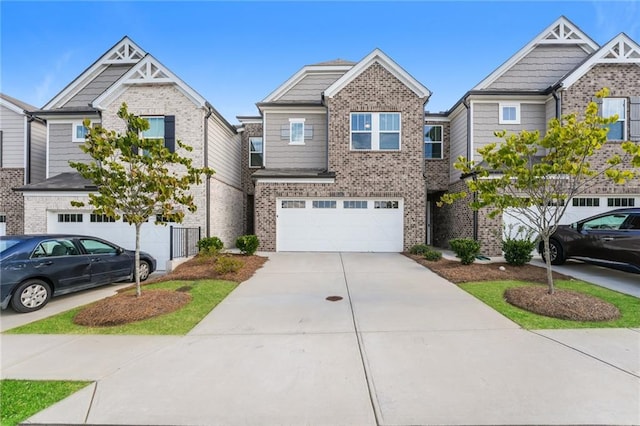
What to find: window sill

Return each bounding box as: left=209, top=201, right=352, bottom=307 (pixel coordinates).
left=288, top=142, right=306, bottom=146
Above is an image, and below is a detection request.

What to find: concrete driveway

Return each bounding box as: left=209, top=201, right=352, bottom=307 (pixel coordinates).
left=2, top=252, right=639, bottom=425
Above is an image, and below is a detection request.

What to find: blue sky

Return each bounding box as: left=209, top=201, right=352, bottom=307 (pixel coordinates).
left=1, top=1, right=639, bottom=121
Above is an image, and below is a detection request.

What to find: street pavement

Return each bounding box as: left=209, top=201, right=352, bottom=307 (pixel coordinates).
left=1, top=252, right=639, bottom=425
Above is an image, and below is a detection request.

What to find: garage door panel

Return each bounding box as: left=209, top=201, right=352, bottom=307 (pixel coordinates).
left=48, top=212, right=170, bottom=271
left=277, top=199, right=403, bottom=252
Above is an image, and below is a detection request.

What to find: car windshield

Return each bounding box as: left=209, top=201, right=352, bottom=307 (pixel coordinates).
left=0, top=239, right=22, bottom=253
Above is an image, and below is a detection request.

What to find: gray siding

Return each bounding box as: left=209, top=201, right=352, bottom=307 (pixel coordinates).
left=449, top=109, right=467, bottom=183
left=65, top=65, right=131, bottom=107
left=278, top=72, right=345, bottom=102
left=264, top=112, right=327, bottom=169
left=30, top=120, right=47, bottom=183
left=472, top=102, right=546, bottom=162
left=0, top=104, right=25, bottom=168
left=488, top=45, right=589, bottom=90
left=208, top=114, right=241, bottom=188
left=48, top=122, right=91, bottom=176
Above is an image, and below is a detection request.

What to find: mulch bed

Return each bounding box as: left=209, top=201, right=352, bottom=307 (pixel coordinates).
left=147, top=253, right=268, bottom=284
left=504, top=286, right=620, bottom=322
left=74, top=290, right=192, bottom=327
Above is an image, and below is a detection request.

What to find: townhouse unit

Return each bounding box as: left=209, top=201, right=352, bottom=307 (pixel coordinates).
left=3, top=16, right=639, bottom=258
left=0, top=93, right=46, bottom=236
left=14, top=37, right=244, bottom=270
left=238, top=16, right=640, bottom=255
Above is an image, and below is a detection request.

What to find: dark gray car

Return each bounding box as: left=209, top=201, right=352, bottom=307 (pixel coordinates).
left=1, top=235, right=156, bottom=313
left=539, top=208, right=640, bottom=273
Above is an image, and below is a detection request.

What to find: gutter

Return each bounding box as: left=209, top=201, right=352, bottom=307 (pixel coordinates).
left=204, top=103, right=214, bottom=238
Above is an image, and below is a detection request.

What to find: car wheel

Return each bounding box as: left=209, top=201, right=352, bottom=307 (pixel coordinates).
left=11, top=279, right=52, bottom=313
left=542, top=239, right=566, bottom=265
left=138, top=260, right=151, bottom=282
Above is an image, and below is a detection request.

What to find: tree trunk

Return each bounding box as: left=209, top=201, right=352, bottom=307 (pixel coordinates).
left=135, top=223, right=142, bottom=297
left=542, top=236, right=555, bottom=295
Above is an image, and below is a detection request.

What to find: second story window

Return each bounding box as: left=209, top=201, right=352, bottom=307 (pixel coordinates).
left=72, top=123, right=89, bottom=142
left=142, top=116, right=175, bottom=153
left=289, top=118, right=305, bottom=145
left=351, top=112, right=401, bottom=151
left=249, top=137, right=263, bottom=168
left=499, top=103, right=520, bottom=124
left=603, top=98, right=626, bottom=140
left=424, top=125, right=443, bottom=159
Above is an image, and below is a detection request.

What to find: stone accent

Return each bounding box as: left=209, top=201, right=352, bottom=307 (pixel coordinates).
left=254, top=63, right=428, bottom=251
left=0, top=168, right=25, bottom=235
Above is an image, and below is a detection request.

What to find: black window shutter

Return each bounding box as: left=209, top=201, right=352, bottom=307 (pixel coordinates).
left=164, top=115, right=176, bottom=152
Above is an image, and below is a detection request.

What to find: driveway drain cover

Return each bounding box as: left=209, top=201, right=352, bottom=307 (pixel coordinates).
left=326, top=296, right=343, bottom=302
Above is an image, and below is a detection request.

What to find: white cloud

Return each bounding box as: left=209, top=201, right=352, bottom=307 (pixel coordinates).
left=34, top=50, right=73, bottom=106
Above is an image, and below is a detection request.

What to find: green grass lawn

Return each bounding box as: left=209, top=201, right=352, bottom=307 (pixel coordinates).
left=460, top=279, right=640, bottom=329
left=4, top=279, right=237, bottom=335
left=0, top=379, right=91, bottom=426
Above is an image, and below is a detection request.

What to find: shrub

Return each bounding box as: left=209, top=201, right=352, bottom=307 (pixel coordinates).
left=423, top=249, right=442, bottom=262
left=236, top=234, right=259, bottom=255
left=449, top=238, right=481, bottom=265
left=409, top=244, right=431, bottom=255
left=214, top=255, right=244, bottom=275
left=197, top=237, right=224, bottom=256
left=502, top=224, right=537, bottom=266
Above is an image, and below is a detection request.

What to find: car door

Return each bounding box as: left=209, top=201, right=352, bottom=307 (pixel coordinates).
left=77, top=238, right=132, bottom=284
left=29, top=238, right=92, bottom=293
left=602, top=213, right=640, bottom=267
left=575, top=212, right=630, bottom=263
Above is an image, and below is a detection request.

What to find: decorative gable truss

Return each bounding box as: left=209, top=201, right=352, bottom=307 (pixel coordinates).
left=92, top=54, right=206, bottom=109
left=561, top=33, right=640, bottom=87
left=539, top=19, right=592, bottom=45
left=44, top=36, right=147, bottom=109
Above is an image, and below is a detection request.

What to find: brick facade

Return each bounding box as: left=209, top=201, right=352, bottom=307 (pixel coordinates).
left=424, top=120, right=450, bottom=192
left=254, top=63, right=428, bottom=251
left=0, top=169, right=25, bottom=235
left=240, top=122, right=263, bottom=234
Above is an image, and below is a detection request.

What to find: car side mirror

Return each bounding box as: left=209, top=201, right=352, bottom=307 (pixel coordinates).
left=116, top=247, right=125, bottom=255
left=572, top=222, right=582, bottom=232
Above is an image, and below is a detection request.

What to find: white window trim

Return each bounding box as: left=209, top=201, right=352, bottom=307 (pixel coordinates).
left=249, top=137, right=263, bottom=168
left=603, top=98, right=627, bottom=140
left=72, top=122, right=88, bottom=142
left=350, top=112, right=401, bottom=151
left=499, top=103, right=520, bottom=125
left=424, top=124, right=443, bottom=159
left=289, top=118, right=305, bottom=145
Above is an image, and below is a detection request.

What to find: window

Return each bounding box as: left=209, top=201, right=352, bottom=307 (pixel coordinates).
left=249, top=137, right=263, bottom=168
left=424, top=125, right=443, bottom=159
left=281, top=200, right=306, bottom=209
left=582, top=214, right=629, bottom=231
left=499, top=103, right=520, bottom=124
left=607, top=197, right=635, bottom=207
left=156, top=214, right=176, bottom=223
left=123, top=215, right=149, bottom=224
left=344, top=200, right=367, bottom=209
left=374, top=201, right=399, bottom=209
left=603, top=98, right=626, bottom=140
left=72, top=123, right=89, bottom=142
left=79, top=238, right=117, bottom=255
left=32, top=239, right=78, bottom=258
left=90, top=214, right=115, bottom=223
left=142, top=116, right=175, bottom=153
left=0, top=214, right=5, bottom=223
left=572, top=198, right=600, bottom=207
left=289, top=119, right=305, bottom=145
left=58, top=213, right=83, bottom=223
left=142, top=117, right=164, bottom=140
left=351, top=112, right=401, bottom=151
left=312, top=200, right=336, bottom=209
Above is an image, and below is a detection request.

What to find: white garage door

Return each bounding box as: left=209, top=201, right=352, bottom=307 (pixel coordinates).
left=503, top=196, right=639, bottom=239
left=48, top=212, right=171, bottom=271
left=276, top=198, right=403, bottom=252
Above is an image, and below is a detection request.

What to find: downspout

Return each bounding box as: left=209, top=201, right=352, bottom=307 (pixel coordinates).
left=462, top=97, right=478, bottom=241
left=552, top=88, right=561, bottom=119
left=204, top=103, right=213, bottom=238
left=322, top=93, right=329, bottom=171
left=25, top=115, right=33, bottom=184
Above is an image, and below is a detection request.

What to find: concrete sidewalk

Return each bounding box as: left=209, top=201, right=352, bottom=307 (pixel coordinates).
left=2, top=252, right=639, bottom=425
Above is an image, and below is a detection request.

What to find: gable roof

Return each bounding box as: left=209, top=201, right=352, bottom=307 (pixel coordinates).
left=473, top=16, right=599, bottom=90
left=559, top=33, right=640, bottom=87
left=323, top=48, right=431, bottom=99
left=262, top=62, right=354, bottom=103
left=43, top=36, right=146, bottom=110
left=92, top=53, right=207, bottom=109
left=0, top=93, right=38, bottom=115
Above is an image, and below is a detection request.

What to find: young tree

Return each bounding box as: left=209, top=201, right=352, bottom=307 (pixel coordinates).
left=70, top=103, right=214, bottom=296
left=439, top=89, right=635, bottom=294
